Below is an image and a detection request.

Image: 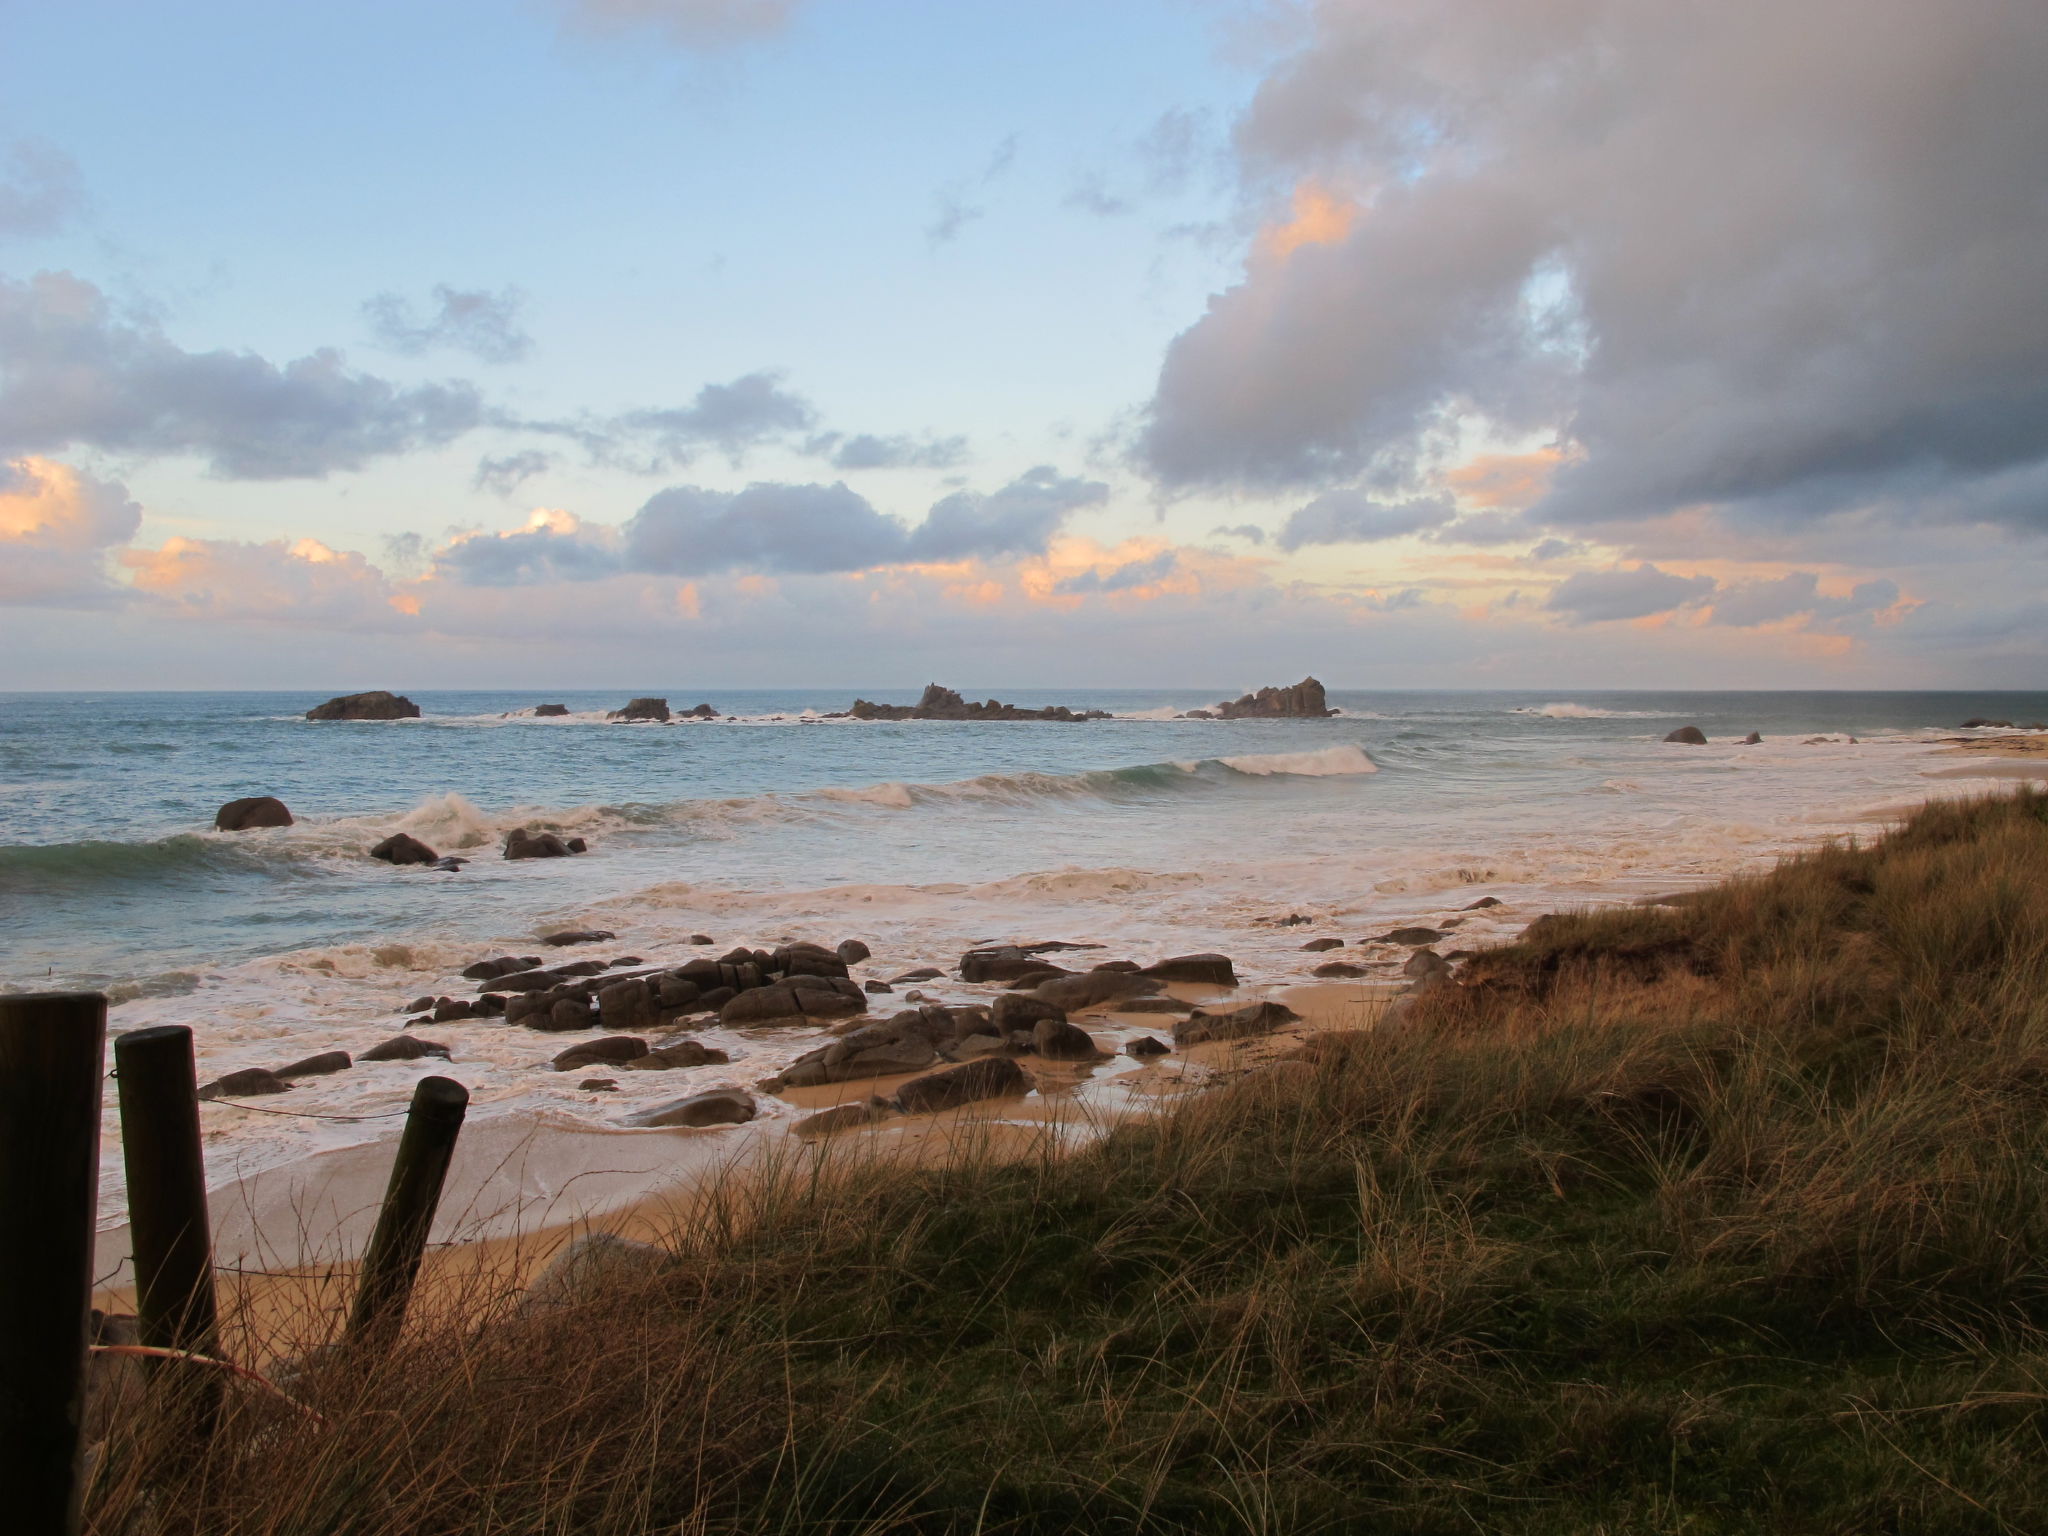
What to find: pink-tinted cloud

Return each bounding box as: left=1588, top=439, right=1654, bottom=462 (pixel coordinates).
left=0, top=456, right=141, bottom=604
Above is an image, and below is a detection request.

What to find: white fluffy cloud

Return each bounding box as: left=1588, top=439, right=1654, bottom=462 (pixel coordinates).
left=0, top=457, right=141, bottom=604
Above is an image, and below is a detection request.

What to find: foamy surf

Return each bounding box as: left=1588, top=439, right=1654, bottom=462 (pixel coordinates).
left=1216, top=744, right=1378, bottom=777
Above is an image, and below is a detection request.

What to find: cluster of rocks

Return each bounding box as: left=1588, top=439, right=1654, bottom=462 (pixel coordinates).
left=607, top=697, right=720, bottom=723
left=840, top=684, right=1111, bottom=722
left=1961, top=717, right=2047, bottom=730
left=477, top=939, right=870, bottom=1035
left=1182, top=677, right=1334, bottom=720
left=306, top=691, right=420, bottom=721
left=195, top=1035, right=450, bottom=1100
left=1663, top=726, right=1763, bottom=745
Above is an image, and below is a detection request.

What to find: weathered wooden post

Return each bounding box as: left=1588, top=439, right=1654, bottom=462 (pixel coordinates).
left=345, top=1075, right=468, bottom=1347
left=115, top=1024, right=221, bottom=1427
left=0, top=991, right=109, bottom=1536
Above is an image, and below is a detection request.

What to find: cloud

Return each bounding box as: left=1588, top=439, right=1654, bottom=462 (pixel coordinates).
left=1706, top=572, right=1902, bottom=629
left=927, top=135, right=1019, bottom=246
left=906, top=467, right=1106, bottom=561
left=0, top=457, right=141, bottom=605
left=1055, top=549, right=1179, bottom=595
left=1277, top=490, right=1453, bottom=550
left=473, top=449, right=555, bottom=495
left=557, top=0, right=802, bottom=50
left=0, top=139, right=82, bottom=238
left=1211, top=523, right=1267, bottom=544
left=1140, top=1, right=2048, bottom=538
left=365, top=285, right=532, bottom=363
left=1546, top=563, right=1716, bottom=624
left=121, top=535, right=413, bottom=627
left=432, top=467, right=1105, bottom=584
left=0, top=271, right=482, bottom=478
left=808, top=431, right=969, bottom=471
left=605, top=371, right=816, bottom=466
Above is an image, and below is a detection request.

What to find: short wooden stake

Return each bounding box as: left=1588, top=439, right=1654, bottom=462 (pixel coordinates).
left=0, top=991, right=108, bottom=1536
left=346, top=1075, right=468, bottom=1347
left=115, top=1023, right=221, bottom=1429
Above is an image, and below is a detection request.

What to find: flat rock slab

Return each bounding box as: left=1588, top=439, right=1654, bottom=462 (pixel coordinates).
left=1174, top=1001, right=1302, bottom=1048
left=621, top=1089, right=757, bottom=1129
left=895, top=1057, right=1029, bottom=1114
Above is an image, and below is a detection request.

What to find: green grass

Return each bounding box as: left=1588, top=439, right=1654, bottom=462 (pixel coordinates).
left=91, top=789, right=2048, bottom=1534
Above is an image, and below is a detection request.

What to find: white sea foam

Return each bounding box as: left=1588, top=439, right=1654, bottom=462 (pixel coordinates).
left=1514, top=702, right=1673, bottom=719
left=1217, top=744, right=1379, bottom=777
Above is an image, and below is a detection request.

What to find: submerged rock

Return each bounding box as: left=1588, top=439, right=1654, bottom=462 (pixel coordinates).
left=1142, top=953, right=1237, bottom=986
left=1663, top=725, right=1708, bottom=745
left=504, top=828, right=576, bottom=859
left=542, top=929, right=615, bottom=946
left=621, top=1089, right=756, bottom=1129
left=370, top=832, right=439, bottom=866
left=1174, top=1001, right=1301, bottom=1047
left=551, top=1036, right=648, bottom=1072
left=275, top=1050, right=351, bottom=1080
left=360, top=1035, right=450, bottom=1062
left=197, top=1067, right=290, bottom=1099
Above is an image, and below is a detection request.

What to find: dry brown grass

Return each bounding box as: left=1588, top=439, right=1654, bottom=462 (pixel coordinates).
left=86, top=789, right=2048, bottom=1534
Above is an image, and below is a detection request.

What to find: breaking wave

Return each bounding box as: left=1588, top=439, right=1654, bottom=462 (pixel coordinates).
left=1512, top=703, right=1677, bottom=720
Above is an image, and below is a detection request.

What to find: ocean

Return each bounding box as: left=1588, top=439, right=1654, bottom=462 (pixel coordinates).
left=5, top=686, right=2042, bottom=1242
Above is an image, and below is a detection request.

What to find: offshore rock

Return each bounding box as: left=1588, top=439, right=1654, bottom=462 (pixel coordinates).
left=844, top=683, right=1111, bottom=722
left=1212, top=677, right=1334, bottom=719
left=306, top=691, right=420, bottom=721
left=608, top=697, right=671, bottom=722
left=215, top=796, right=293, bottom=831
left=1664, top=725, right=1708, bottom=744
left=370, top=833, right=439, bottom=866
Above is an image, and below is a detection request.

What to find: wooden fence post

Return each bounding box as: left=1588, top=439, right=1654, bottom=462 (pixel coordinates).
left=0, top=991, right=109, bottom=1536
left=114, top=1023, right=221, bottom=1428
left=345, top=1075, right=468, bottom=1347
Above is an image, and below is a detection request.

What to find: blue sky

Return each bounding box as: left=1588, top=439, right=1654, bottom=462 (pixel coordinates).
left=3, top=0, right=2045, bottom=688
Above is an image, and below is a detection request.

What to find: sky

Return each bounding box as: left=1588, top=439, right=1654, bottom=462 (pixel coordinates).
left=2, top=0, right=2045, bottom=690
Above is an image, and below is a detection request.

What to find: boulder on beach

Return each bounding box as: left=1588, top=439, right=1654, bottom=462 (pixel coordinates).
left=197, top=1067, right=289, bottom=1100
left=1125, top=1036, right=1171, bottom=1058
left=1031, top=970, right=1164, bottom=1011
left=360, top=1036, right=450, bottom=1062
left=1032, top=1017, right=1102, bottom=1060
left=275, top=1051, right=351, bottom=1080
left=1464, top=897, right=1503, bottom=910
left=1403, top=948, right=1451, bottom=980
left=895, top=1056, right=1029, bottom=1114
left=306, top=691, right=419, bottom=721
left=504, top=828, right=576, bottom=860
left=1663, top=725, right=1708, bottom=745
left=719, top=974, right=866, bottom=1026
left=1738, top=732, right=1763, bottom=745
left=608, top=697, right=671, bottom=723
left=532, top=704, right=570, bottom=717
left=542, top=929, right=614, bottom=946
left=794, top=1099, right=895, bottom=1138
left=621, top=1088, right=756, bottom=1129
left=215, top=796, right=293, bottom=831
left=1174, top=1000, right=1301, bottom=1047
left=1312, top=961, right=1369, bottom=978
left=1376, top=927, right=1443, bottom=946
left=370, top=832, right=439, bottom=866
left=836, top=938, right=871, bottom=965
left=1211, top=677, right=1335, bottom=719
left=552, top=1036, right=649, bottom=1072
left=1142, top=953, right=1237, bottom=986
left=1301, top=937, right=1344, bottom=952
left=624, top=1039, right=729, bottom=1070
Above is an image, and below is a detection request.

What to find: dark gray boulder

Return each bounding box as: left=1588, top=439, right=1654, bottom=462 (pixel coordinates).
left=1377, top=927, right=1443, bottom=946
left=1032, top=1017, right=1101, bottom=1060
left=1738, top=732, right=1763, bottom=745
left=1125, top=1036, right=1171, bottom=1058
left=360, top=1036, right=450, bottom=1062
left=1300, top=937, right=1343, bottom=952
left=505, top=828, right=574, bottom=860
left=895, top=1057, right=1029, bottom=1114
left=1312, top=961, right=1369, bottom=978
left=306, top=691, right=420, bottom=721
left=1174, top=1001, right=1301, bottom=1047
left=551, top=1036, right=648, bottom=1072
left=215, top=796, right=293, bottom=831
left=621, top=1089, right=756, bottom=1128
left=543, top=929, right=615, bottom=946
left=1143, top=953, right=1237, bottom=986
left=836, top=939, right=871, bottom=965
left=275, top=1051, right=351, bottom=1080
left=991, top=993, right=1067, bottom=1034
left=1030, top=970, right=1164, bottom=1011
left=623, top=1040, right=729, bottom=1070
left=370, top=833, right=439, bottom=866
left=719, top=975, right=865, bottom=1026
left=197, top=1067, right=289, bottom=1100
left=532, top=704, right=569, bottom=717
left=608, top=697, right=670, bottom=722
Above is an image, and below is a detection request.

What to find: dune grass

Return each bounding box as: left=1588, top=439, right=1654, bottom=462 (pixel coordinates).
left=88, top=789, right=2048, bottom=1534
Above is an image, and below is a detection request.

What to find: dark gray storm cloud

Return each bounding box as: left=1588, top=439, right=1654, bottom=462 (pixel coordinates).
left=1546, top=564, right=1716, bottom=624
left=365, top=285, right=532, bottom=364
left=436, top=467, right=1103, bottom=584
left=0, top=271, right=481, bottom=478
left=0, top=139, right=81, bottom=238
left=1276, top=490, right=1452, bottom=550
left=1142, top=1, right=2048, bottom=535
